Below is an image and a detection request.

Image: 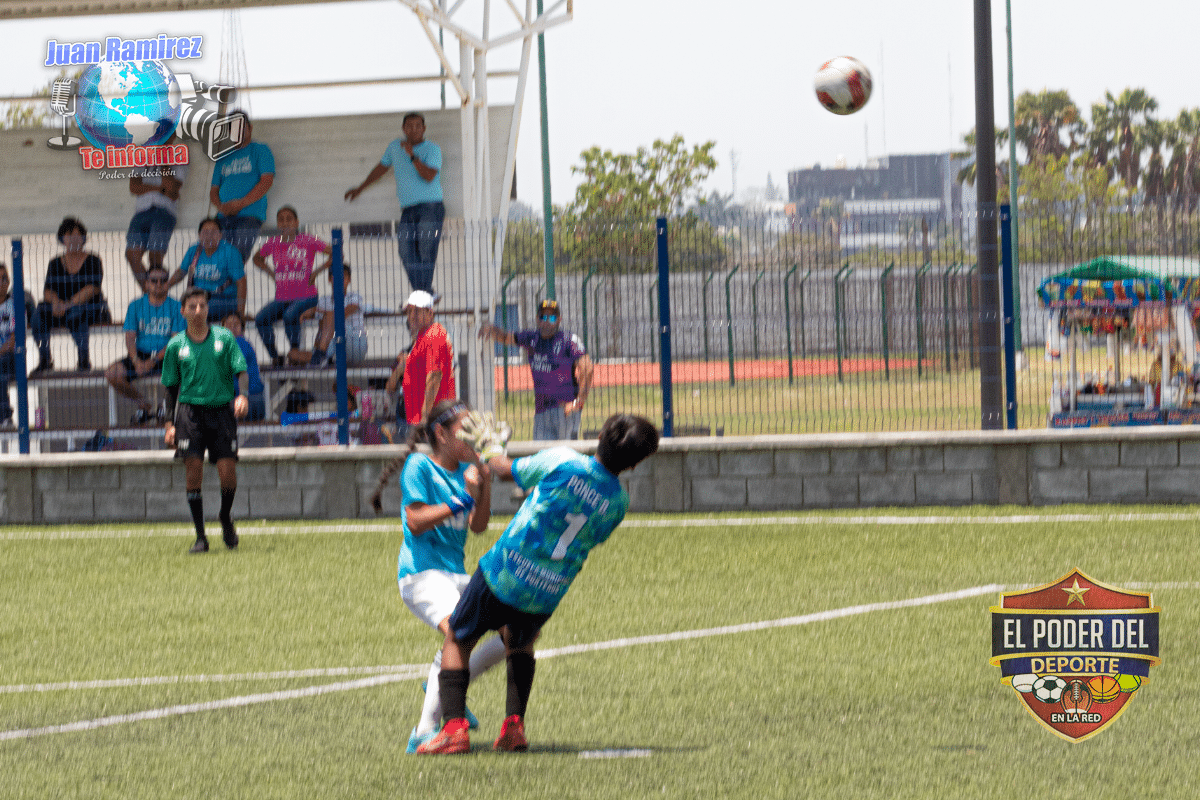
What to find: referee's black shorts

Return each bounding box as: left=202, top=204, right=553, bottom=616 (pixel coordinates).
left=174, top=402, right=238, bottom=464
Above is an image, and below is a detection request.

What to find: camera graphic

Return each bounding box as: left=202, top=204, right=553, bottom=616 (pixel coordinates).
left=174, top=74, right=244, bottom=161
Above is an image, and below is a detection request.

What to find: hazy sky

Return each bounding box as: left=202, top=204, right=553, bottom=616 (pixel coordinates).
left=2, top=0, right=1197, bottom=208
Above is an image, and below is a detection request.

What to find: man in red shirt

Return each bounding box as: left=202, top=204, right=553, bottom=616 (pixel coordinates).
left=388, top=290, right=456, bottom=428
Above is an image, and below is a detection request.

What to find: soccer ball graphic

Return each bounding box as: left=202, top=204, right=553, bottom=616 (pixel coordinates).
left=1032, top=675, right=1067, bottom=704
left=814, top=56, right=873, bottom=115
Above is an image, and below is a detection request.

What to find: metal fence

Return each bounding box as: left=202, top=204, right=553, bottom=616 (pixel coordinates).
left=6, top=198, right=1200, bottom=452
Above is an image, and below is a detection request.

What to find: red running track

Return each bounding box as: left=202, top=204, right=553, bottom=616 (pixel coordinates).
left=495, top=357, right=921, bottom=390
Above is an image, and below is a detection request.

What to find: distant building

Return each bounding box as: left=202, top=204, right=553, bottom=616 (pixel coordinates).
left=787, top=153, right=971, bottom=251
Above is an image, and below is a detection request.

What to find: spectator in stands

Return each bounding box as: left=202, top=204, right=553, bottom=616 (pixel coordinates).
left=125, top=142, right=186, bottom=289
left=0, top=264, right=17, bottom=429
left=479, top=299, right=594, bottom=440
left=168, top=218, right=246, bottom=323
left=210, top=113, right=275, bottom=263
left=251, top=205, right=330, bottom=367
left=298, top=263, right=367, bottom=369
left=344, top=112, right=444, bottom=294
left=386, top=290, right=454, bottom=428
left=105, top=264, right=186, bottom=424
left=31, top=216, right=109, bottom=374
left=222, top=311, right=266, bottom=422
left=162, top=286, right=249, bottom=554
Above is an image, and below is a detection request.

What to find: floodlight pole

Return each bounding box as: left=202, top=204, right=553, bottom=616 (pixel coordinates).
left=1005, top=0, right=1022, bottom=351
left=974, top=0, right=1004, bottom=429
left=537, top=0, right=556, bottom=300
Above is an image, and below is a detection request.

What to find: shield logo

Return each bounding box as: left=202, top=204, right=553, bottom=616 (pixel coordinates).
left=990, top=569, right=1160, bottom=742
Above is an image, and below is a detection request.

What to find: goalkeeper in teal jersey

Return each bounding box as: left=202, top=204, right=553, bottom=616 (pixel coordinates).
left=416, top=413, right=659, bottom=755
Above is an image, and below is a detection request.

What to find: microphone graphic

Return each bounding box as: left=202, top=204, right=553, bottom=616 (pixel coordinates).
left=47, top=77, right=82, bottom=150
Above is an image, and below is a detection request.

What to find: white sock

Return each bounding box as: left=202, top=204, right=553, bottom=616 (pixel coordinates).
left=469, top=635, right=508, bottom=680
left=415, top=649, right=443, bottom=736
left=414, top=635, right=509, bottom=735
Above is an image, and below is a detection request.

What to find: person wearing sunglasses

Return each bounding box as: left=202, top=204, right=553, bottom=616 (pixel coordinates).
left=479, top=298, right=594, bottom=440
left=104, top=264, right=186, bottom=424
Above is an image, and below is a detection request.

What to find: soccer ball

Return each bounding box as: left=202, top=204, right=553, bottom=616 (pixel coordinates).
left=1010, top=673, right=1037, bottom=693
left=814, top=56, right=873, bottom=116
left=1032, top=675, right=1067, bottom=704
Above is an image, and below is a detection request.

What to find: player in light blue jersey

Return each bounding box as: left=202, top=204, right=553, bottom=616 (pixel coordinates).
left=368, top=399, right=507, bottom=754
left=416, top=413, right=660, bottom=755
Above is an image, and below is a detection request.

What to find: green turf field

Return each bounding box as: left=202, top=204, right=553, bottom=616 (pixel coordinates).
left=1, top=508, right=1196, bottom=799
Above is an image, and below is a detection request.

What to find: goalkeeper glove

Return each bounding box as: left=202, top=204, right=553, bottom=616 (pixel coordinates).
left=457, top=411, right=511, bottom=461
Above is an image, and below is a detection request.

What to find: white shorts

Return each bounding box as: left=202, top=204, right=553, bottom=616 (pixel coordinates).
left=398, top=569, right=471, bottom=632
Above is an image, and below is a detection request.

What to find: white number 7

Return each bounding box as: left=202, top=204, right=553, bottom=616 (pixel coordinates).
left=551, top=512, right=588, bottom=560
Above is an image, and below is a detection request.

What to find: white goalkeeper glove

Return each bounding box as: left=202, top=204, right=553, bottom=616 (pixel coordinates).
left=457, top=411, right=511, bottom=461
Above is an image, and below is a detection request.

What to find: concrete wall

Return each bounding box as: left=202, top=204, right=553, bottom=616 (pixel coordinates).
left=4, top=425, right=1200, bottom=525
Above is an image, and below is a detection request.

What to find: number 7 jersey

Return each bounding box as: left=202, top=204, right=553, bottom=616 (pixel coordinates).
left=478, top=447, right=630, bottom=614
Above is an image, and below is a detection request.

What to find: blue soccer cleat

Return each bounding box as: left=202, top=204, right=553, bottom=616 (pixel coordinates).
left=406, top=726, right=436, bottom=754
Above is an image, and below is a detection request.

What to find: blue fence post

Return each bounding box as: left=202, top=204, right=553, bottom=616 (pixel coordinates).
left=331, top=229, right=349, bottom=446
left=1000, top=205, right=1018, bottom=429
left=11, top=238, right=29, bottom=454
left=656, top=218, right=674, bottom=437
left=724, top=266, right=740, bottom=387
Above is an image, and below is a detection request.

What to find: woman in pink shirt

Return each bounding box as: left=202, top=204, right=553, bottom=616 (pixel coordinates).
left=251, top=205, right=331, bottom=366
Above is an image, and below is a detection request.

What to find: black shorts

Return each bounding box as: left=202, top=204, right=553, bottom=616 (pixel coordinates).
left=174, top=402, right=238, bottom=464
left=117, top=351, right=162, bottom=383
left=448, top=568, right=552, bottom=650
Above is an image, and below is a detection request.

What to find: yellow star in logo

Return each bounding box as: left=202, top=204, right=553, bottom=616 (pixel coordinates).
left=1062, top=578, right=1090, bottom=606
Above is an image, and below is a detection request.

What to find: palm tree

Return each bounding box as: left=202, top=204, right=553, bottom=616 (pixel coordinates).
left=954, top=127, right=1009, bottom=188
left=1168, top=108, right=1200, bottom=212
left=1104, top=88, right=1159, bottom=194
left=1084, top=101, right=1115, bottom=181
left=1014, top=89, right=1084, bottom=163
left=1141, top=118, right=1167, bottom=209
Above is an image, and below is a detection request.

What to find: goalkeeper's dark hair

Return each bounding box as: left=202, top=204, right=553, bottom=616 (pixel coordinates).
left=595, top=414, right=659, bottom=474
left=369, top=399, right=468, bottom=513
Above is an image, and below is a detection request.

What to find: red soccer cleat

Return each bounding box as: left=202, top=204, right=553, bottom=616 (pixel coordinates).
left=492, top=714, right=528, bottom=752
left=415, top=719, right=470, bottom=755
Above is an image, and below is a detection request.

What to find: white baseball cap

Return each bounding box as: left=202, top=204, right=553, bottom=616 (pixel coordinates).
left=403, top=290, right=435, bottom=311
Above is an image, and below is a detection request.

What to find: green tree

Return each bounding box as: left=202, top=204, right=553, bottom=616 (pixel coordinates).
left=1013, top=89, right=1083, bottom=162
left=1104, top=87, right=1158, bottom=194
left=565, top=135, right=717, bottom=219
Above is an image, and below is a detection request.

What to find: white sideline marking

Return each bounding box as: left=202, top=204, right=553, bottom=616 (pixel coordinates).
left=579, top=749, right=653, bottom=759
left=0, top=665, right=429, bottom=695
left=0, top=585, right=997, bottom=741
left=0, top=672, right=421, bottom=743
left=535, top=584, right=1004, bottom=658
left=3, top=511, right=1200, bottom=541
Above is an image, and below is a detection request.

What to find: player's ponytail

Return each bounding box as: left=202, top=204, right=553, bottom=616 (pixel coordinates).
left=368, top=399, right=469, bottom=514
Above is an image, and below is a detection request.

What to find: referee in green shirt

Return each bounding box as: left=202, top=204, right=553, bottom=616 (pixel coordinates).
left=162, top=286, right=250, bottom=554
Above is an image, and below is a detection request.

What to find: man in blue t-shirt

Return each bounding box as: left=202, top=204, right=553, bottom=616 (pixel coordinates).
left=344, top=112, right=444, bottom=293
left=105, top=265, right=186, bottom=424
left=415, top=413, right=660, bottom=755
left=479, top=298, right=594, bottom=440
left=209, top=115, right=275, bottom=263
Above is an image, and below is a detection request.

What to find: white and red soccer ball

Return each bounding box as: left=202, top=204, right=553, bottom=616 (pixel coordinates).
left=814, top=56, right=872, bottom=116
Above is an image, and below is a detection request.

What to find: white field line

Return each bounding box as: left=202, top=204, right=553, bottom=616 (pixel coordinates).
left=3, top=511, right=1200, bottom=541
left=0, top=583, right=999, bottom=741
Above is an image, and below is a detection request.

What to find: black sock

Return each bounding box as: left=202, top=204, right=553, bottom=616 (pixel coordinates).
left=439, top=668, right=470, bottom=724
left=187, top=490, right=205, bottom=538
left=505, top=652, right=536, bottom=719
left=219, top=487, right=235, bottom=522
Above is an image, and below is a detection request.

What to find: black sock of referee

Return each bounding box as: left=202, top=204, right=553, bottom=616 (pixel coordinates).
left=505, top=652, right=536, bottom=719
left=187, top=490, right=205, bottom=540
left=438, top=668, right=470, bottom=725
left=219, top=487, right=236, bottom=523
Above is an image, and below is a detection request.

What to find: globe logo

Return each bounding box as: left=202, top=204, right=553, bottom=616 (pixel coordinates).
left=75, top=60, right=181, bottom=150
